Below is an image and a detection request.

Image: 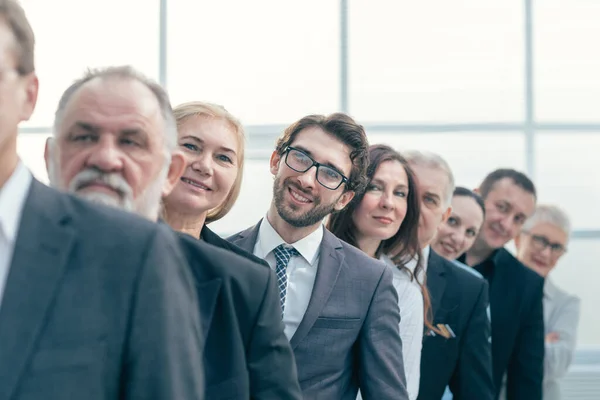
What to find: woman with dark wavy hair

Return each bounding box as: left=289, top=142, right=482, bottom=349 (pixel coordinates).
left=327, top=144, right=430, bottom=400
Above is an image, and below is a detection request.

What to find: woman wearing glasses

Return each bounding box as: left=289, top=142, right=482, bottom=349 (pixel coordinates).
left=327, top=144, right=426, bottom=400
left=514, top=205, right=580, bottom=400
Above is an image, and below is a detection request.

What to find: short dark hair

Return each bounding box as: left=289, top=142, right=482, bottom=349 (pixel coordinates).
left=275, top=113, right=369, bottom=194
left=453, top=186, right=485, bottom=216
left=0, top=0, right=35, bottom=75
left=478, top=168, right=536, bottom=200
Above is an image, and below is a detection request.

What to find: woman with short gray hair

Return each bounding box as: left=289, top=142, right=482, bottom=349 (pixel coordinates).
left=515, top=204, right=580, bottom=400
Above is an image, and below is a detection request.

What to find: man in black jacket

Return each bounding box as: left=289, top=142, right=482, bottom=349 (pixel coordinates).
left=461, top=169, right=543, bottom=400
left=404, top=150, right=494, bottom=400
left=45, top=65, right=302, bottom=400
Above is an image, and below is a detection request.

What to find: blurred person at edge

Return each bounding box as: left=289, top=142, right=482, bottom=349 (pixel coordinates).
left=0, top=0, right=205, bottom=398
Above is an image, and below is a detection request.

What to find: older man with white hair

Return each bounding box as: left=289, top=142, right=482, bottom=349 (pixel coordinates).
left=45, top=65, right=302, bottom=400
left=402, top=150, right=494, bottom=400
left=515, top=205, right=580, bottom=400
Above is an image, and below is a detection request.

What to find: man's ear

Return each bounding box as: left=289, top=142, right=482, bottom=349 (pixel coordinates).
left=20, top=73, right=39, bottom=122
left=473, top=187, right=481, bottom=194
left=333, top=190, right=355, bottom=211
left=269, top=150, right=281, bottom=176
left=44, top=137, right=53, bottom=175
left=162, top=151, right=186, bottom=197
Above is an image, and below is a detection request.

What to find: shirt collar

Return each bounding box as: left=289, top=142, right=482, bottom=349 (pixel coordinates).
left=258, top=216, right=323, bottom=266
left=0, top=161, right=32, bottom=243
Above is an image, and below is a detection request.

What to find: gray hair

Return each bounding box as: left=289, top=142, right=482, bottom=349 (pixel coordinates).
left=522, top=204, right=572, bottom=239
left=403, top=149, right=455, bottom=206
left=53, top=65, right=177, bottom=155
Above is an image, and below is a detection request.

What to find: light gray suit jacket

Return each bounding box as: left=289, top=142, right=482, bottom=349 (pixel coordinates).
left=229, top=220, right=408, bottom=400
left=543, top=279, right=581, bottom=400
left=0, top=180, right=205, bottom=399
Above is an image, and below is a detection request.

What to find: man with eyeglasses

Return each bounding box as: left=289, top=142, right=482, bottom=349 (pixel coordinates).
left=515, top=205, right=579, bottom=400
left=459, top=169, right=544, bottom=400
left=229, top=114, right=409, bottom=400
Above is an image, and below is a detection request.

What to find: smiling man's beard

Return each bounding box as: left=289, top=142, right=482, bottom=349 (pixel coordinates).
left=273, top=175, right=338, bottom=228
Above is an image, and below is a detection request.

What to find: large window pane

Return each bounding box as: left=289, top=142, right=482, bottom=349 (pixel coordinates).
left=536, top=0, right=600, bottom=121
left=548, top=238, right=600, bottom=346
left=17, top=132, right=51, bottom=183
left=349, top=0, right=524, bottom=123
left=366, top=131, right=526, bottom=188
left=21, top=0, right=160, bottom=127
left=167, top=0, right=340, bottom=125
left=535, top=133, right=600, bottom=230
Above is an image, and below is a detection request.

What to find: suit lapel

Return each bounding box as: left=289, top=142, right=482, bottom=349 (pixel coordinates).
left=228, top=220, right=262, bottom=253
left=0, top=181, right=75, bottom=399
left=290, top=230, right=344, bottom=349
left=426, top=250, right=447, bottom=322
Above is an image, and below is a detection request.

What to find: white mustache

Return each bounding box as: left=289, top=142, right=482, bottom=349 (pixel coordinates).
left=68, top=168, right=133, bottom=199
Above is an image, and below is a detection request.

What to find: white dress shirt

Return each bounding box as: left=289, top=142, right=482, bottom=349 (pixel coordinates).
left=0, top=161, right=32, bottom=304
left=381, top=253, right=424, bottom=400
left=253, top=217, right=323, bottom=340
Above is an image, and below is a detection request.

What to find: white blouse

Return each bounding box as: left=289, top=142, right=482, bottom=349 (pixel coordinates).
left=381, top=254, right=424, bottom=400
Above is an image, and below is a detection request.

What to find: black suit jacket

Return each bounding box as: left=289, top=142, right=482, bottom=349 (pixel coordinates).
left=418, top=250, right=494, bottom=400
left=177, top=225, right=302, bottom=400
left=474, top=248, right=545, bottom=400
left=1, top=180, right=205, bottom=400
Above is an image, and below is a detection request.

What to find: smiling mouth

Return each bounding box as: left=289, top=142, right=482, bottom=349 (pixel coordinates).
left=181, top=177, right=211, bottom=190
left=288, top=187, right=312, bottom=204
left=440, top=242, right=456, bottom=254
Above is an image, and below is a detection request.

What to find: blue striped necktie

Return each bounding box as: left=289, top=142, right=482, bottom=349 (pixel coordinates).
left=273, top=244, right=299, bottom=314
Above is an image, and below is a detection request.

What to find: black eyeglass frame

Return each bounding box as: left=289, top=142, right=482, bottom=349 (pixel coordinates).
left=522, top=231, right=568, bottom=255
left=282, top=146, right=350, bottom=191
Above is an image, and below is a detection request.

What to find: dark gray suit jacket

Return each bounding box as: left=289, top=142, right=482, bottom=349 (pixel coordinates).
left=229, top=220, right=408, bottom=400
left=0, top=180, right=205, bottom=400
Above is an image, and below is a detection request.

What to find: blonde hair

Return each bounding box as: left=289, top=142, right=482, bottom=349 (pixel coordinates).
left=172, top=101, right=245, bottom=223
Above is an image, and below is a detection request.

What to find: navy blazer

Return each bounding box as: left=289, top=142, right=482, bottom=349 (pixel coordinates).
left=473, top=248, right=545, bottom=400
left=418, top=250, right=494, bottom=400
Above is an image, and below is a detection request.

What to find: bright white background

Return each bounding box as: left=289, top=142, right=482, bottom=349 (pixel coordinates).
left=16, top=0, right=600, bottom=346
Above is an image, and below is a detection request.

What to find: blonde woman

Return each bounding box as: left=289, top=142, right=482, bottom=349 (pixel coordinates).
left=163, top=101, right=302, bottom=399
